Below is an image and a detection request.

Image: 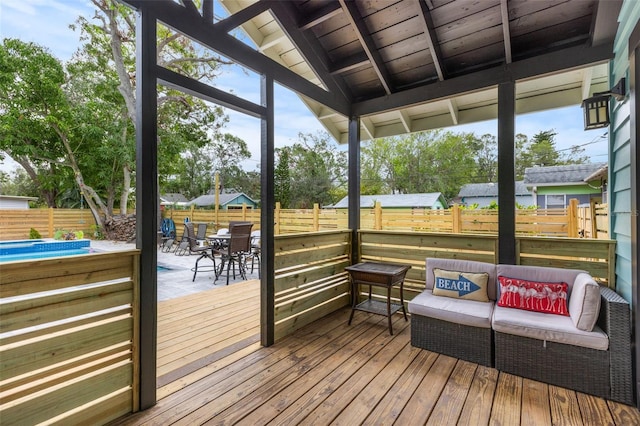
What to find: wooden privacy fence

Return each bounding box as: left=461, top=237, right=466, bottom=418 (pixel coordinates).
left=0, top=200, right=609, bottom=241
left=0, top=208, right=97, bottom=241
left=0, top=250, right=140, bottom=425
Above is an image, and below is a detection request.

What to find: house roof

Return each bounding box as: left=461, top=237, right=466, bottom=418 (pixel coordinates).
left=458, top=181, right=530, bottom=198
left=331, top=193, right=446, bottom=209
left=160, top=193, right=189, bottom=203
left=188, top=192, right=256, bottom=207
left=584, top=164, right=608, bottom=181
left=215, top=0, right=620, bottom=143
left=523, top=162, right=608, bottom=186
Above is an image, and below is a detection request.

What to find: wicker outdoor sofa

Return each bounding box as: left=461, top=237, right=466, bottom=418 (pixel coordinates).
left=408, top=258, right=634, bottom=406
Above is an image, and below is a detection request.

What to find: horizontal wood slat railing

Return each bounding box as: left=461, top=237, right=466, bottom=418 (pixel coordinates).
left=274, top=230, right=351, bottom=341
left=1, top=201, right=608, bottom=241
left=358, top=231, right=617, bottom=307
left=0, top=250, right=140, bottom=425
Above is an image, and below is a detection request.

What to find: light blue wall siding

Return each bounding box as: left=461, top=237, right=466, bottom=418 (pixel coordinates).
left=610, top=1, right=640, bottom=302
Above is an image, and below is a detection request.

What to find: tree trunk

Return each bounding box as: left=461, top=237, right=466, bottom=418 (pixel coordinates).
left=121, top=164, right=131, bottom=214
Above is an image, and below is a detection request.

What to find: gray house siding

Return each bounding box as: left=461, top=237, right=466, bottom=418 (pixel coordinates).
left=610, top=1, right=640, bottom=303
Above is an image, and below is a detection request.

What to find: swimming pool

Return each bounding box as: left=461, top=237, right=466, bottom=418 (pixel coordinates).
left=0, top=239, right=92, bottom=262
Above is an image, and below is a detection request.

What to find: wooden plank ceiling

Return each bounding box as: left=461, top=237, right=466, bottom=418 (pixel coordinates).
left=218, top=0, right=618, bottom=142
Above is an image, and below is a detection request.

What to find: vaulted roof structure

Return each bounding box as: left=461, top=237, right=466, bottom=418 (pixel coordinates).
left=217, top=0, right=618, bottom=142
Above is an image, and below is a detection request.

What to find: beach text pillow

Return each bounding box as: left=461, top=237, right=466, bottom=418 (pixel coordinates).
left=497, top=276, right=569, bottom=316
left=432, top=268, right=490, bottom=302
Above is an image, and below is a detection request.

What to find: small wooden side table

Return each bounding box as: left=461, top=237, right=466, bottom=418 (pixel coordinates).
left=345, top=261, right=411, bottom=335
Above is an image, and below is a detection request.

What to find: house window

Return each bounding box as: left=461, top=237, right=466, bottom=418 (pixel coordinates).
left=546, top=194, right=566, bottom=209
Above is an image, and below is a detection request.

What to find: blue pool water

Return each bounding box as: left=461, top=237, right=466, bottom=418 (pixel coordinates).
left=0, top=239, right=91, bottom=262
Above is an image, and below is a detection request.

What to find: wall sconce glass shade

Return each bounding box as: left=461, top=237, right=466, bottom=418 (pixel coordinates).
left=582, top=95, right=610, bottom=130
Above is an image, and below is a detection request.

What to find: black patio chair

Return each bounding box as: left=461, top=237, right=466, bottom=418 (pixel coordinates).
left=246, top=230, right=261, bottom=278
left=183, top=222, right=218, bottom=281
left=213, top=222, right=253, bottom=285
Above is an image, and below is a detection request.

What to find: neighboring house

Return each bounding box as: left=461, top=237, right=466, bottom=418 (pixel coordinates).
left=160, top=193, right=189, bottom=207
left=0, top=195, right=38, bottom=209
left=583, top=164, right=608, bottom=204
left=189, top=191, right=258, bottom=210
left=456, top=181, right=533, bottom=208
left=329, top=193, right=448, bottom=209
left=523, top=163, right=607, bottom=208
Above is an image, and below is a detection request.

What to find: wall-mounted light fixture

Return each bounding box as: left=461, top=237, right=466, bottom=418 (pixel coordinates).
left=582, top=78, right=626, bottom=130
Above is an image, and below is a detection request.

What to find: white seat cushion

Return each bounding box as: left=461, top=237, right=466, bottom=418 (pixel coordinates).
left=492, top=305, right=608, bottom=351
left=408, top=290, right=494, bottom=329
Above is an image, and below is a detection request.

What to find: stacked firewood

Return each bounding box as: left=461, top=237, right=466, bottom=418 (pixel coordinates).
left=104, top=214, right=136, bottom=242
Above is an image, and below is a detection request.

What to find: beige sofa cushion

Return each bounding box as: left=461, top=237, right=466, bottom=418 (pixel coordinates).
left=408, top=290, right=494, bottom=329
left=492, top=305, right=609, bottom=350
left=426, top=258, right=497, bottom=300
left=569, top=273, right=601, bottom=331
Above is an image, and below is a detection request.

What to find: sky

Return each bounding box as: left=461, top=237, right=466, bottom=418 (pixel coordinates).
left=0, top=0, right=609, bottom=173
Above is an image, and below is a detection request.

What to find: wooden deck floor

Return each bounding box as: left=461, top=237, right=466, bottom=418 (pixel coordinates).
left=114, top=280, right=640, bottom=425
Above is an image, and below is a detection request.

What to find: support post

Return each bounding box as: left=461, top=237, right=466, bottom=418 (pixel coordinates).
left=260, top=74, right=275, bottom=346
left=135, top=5, right=158, bottom=410
left=348, top=116, right=361, bottom=264
left=497, top=81, right=516, bottom=264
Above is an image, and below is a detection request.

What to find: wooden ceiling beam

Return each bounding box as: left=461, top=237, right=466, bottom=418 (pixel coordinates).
left=417, top=0, right=445, bottom=81
left=121, top=0, right=351, bottom=116
left=299, top=2, right=343, bottom=30
left=399, top=110, right=412, bottom=133
left=581, top=67, right=593, bottom=100
left=214, top=1, right=271, bottom=33
left=500, top=0, right=512, bottom=64
left=353, top=42, right=613, bottom=116
left=202, top=0, right=213, bottom=22
left=339, top=0, right=393, bottom=95
left=447, top=99, right=459, bottom=125
left=270, top=2, right=352, bottom=101
left=330, top=52, right=370, bottom=75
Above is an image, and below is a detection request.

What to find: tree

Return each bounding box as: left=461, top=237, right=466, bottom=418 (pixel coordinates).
left=275, top=148, right=291, bottom=208
left=471, top=133, right=498, bottom=183
left=287, top=132, right=347, bottom=208
left=360, top=130, right=478, bottom=200
left=515, top=130, right=588, bottom=179
left=1, top=1, right=243, bottom=237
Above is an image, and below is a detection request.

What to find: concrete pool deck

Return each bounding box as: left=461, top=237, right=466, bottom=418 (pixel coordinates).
left=90, top=240, right=259, bottom=301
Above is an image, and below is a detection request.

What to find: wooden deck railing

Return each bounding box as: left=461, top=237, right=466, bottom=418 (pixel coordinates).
left=0, top=250, right=140, bottom=425
left=357, top=231, right=617, bottom=307
left=274, top=230, right=351, bottom=341
left=0, top=231, right=618, bottom=422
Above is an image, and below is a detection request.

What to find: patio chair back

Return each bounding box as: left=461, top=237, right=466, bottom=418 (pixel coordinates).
left=227, top=222, right=253, bottom=255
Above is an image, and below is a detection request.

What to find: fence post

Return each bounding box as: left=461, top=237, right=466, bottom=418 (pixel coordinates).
left=590, top=200, right=597, bottom=239
left=275, top=202, right=281, bottom=235
left=567, top=198, right=579, bottom=238
left=313, top=203, right=319, bottom=231
left=452, top=204, right=461, bottom=234
left=48, top=208, right=54, bottom=237
left=242, top=203, right=247, bottom=221
left=375, top=201, right=382, bottom=230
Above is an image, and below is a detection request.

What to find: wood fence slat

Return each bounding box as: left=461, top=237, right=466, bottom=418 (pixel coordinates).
left=1, top=281, right=133, bottom=333
left=0, top=361, right=132, bottom=426
left=1, top=316, right=133, bottom=381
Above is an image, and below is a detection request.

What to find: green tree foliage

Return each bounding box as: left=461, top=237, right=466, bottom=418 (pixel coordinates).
left=287, top=132, right=347, bottom=208
left=361, top=130, right=478, bottom=200
left=275, top=148, right=292, bottom=208
left=515, top=130, right=588, bottom=179
left=0, top=0, right=251, bottom=233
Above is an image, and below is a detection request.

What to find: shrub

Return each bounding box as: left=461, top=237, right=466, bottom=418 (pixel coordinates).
left=29, top=228, right=41, bottom=239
